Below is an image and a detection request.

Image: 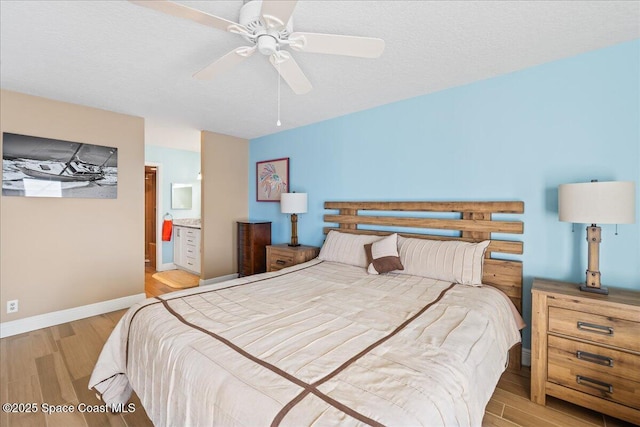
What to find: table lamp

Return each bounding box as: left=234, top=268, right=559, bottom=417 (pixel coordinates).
left=281, top=192, right=308, bottom=247
left=558, top=180, right=635, bottom=294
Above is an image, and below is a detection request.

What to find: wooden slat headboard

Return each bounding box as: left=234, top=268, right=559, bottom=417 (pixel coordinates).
left=324, top=201, right=525, bottom=370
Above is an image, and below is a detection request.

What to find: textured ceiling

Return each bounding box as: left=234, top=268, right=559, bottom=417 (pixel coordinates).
left=1, top=1, right=638, bottom=140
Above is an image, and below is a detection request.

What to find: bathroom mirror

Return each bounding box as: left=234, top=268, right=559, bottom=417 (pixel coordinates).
left=171, top=183, right=192, bottom=209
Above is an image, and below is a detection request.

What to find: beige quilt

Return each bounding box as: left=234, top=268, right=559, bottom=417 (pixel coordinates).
left=90, top=259, right=522, bottom=426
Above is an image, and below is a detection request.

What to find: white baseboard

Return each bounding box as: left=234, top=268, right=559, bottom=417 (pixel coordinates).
left=157, top=262, right=176, bottom=272
left=522, top=348, right=531, bottom=367
left=200, top=273, right=238, bottom=287
left=0, top=293, right=146, bottom=338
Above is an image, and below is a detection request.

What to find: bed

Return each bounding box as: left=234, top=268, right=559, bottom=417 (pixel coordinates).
left=90, top=201, right=525, bottom=426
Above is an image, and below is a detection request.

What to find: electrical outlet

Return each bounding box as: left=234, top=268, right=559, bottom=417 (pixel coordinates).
left=7, top=300, right=18, bottom=313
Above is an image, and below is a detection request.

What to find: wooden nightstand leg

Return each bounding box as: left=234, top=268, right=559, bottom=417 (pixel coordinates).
left=530, top=290, right=548, bottom=405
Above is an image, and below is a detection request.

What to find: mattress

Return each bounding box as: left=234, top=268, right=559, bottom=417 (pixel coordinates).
left=90, top=259, right=522, bottom=426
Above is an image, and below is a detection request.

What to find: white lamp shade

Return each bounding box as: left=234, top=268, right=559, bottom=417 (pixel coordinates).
left=558, top=181, right=636, bottom=224
left=281, top=193, right=308, bottom=214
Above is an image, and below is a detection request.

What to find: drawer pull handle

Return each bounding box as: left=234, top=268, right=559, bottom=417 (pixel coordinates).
left=276, top=260, right=286, bottom=265
left=576, top=375, right=613, bottom=393
left=577, top=321, right=613, bottom=336
left=576, top=351, right=613, bottom=367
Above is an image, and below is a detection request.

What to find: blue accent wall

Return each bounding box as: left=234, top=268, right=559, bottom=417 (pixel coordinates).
left=145, top=145, right=201, bottom=264
left=249, top=40, right=640, bottom=350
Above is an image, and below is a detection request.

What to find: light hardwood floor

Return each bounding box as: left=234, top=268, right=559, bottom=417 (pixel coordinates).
left=1, top=268, right=636, bottom=427
left=144, top=265, right=177, bottom=298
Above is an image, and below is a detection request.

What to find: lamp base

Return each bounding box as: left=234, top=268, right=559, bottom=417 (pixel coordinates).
left=579, top=284, right=609, bottom=295
left=288, top=243, right=301, bottom=247
left=288, top=213, right=299, bottom=247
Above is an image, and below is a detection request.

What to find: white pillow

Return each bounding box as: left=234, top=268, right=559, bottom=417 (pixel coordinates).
left=398, top=237, right=490, bottom=286
left=318, top=230, right=381, bottom=267
left=365, top=233, right=404, bottom=275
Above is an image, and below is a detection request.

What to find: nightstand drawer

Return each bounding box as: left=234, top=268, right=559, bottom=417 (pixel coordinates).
left=266, top=244, right=320, bottom=272
left=269, top=250, right=295, bottom=270
left=548, top=306, right=640, bottom=352
left=548, top=342, right=640, bottom=408
left=547, top=366, right=640, bottom=409
left=548, top=336, right=640, bottom=384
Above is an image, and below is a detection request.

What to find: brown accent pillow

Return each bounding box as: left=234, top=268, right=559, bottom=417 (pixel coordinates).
left=364, top=234, right=404, bottom=275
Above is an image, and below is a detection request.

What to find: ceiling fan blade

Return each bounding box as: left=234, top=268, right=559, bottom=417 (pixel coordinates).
left=129, top=0, right=244, bottom=33
left=260, top=0, right=298, bottom=29
left=269, top=51, right=312, bottom=95
left=194, top=46, right=256, bottom=80
left=288, top=32, right=385, bottom=58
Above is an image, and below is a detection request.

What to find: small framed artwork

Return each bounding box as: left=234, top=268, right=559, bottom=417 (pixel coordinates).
left=256, top=157, right=289, bottom=202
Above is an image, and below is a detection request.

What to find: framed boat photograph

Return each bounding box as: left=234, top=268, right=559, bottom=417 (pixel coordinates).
left=2, top=132, right=118, bottom=199
left=256, top=157, right=288, bottom=202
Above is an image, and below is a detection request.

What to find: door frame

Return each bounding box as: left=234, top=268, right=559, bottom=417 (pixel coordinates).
left=145, top=161, right=163, bottom=270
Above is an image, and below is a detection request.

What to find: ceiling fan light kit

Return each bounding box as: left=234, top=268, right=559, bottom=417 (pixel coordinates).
left=130, top=0, right=385, bottom=96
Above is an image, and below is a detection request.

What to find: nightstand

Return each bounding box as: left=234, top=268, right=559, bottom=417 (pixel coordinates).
left=266, top=244, right=320, bottom=272
left=531, top=278, right=640, bottom=424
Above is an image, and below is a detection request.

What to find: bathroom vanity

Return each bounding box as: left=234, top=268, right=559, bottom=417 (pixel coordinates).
left=173, top=219, right=201, bottom=274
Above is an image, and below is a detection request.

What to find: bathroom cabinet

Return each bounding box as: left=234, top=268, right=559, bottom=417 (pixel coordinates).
left=174, top=225, right=201, bottom=274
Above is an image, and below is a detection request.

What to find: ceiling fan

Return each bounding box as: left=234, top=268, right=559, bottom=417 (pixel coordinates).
left=130, top=0, right=385, bottom=95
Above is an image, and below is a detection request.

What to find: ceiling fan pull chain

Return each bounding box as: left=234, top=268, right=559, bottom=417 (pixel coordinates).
left=276, top=49, right=282, bottom=127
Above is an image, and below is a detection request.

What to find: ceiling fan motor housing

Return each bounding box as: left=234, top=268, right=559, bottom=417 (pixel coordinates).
left=239, top=0, right=293, bottom=54
left=257, top=35, right=278, bottom=55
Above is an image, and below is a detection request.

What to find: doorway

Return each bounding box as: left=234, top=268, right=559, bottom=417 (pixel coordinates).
left=145, top=166, right=157, bottom=268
